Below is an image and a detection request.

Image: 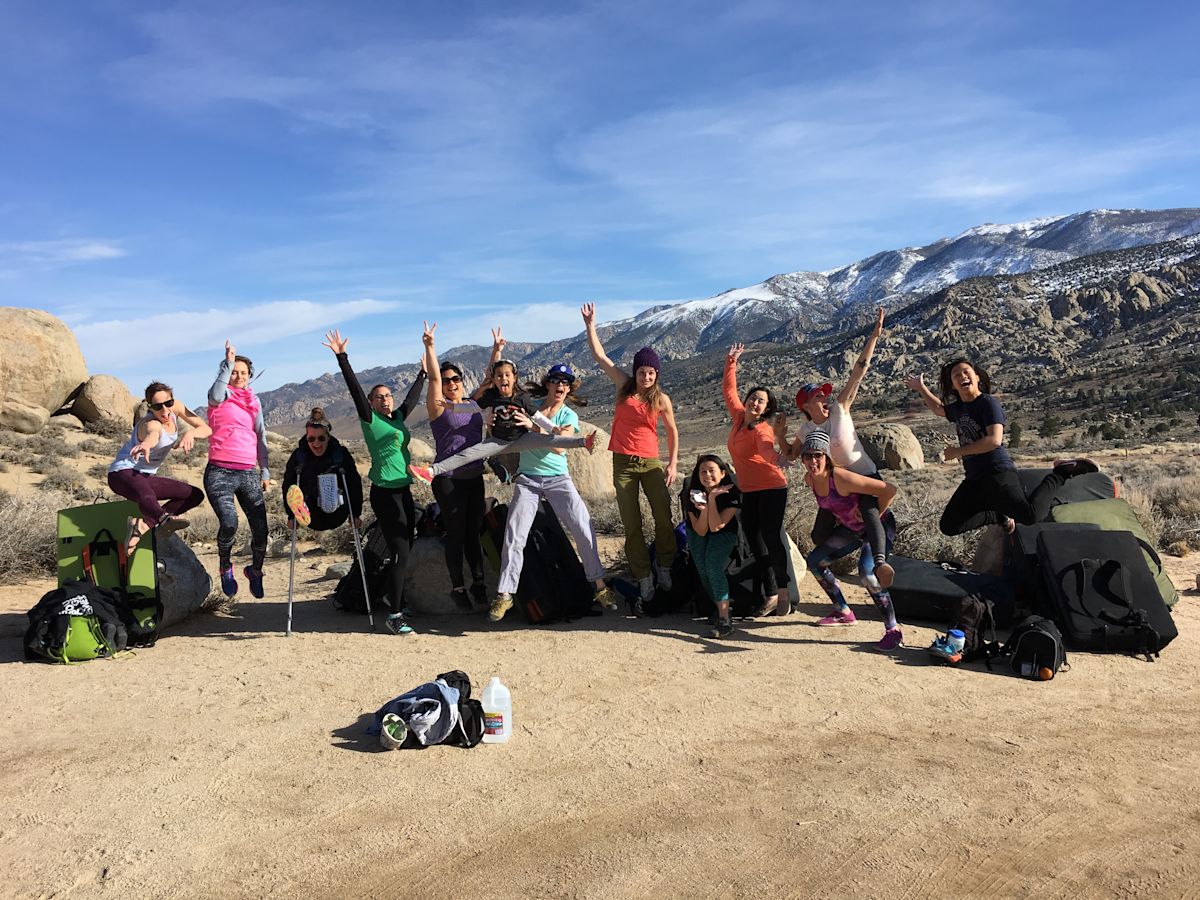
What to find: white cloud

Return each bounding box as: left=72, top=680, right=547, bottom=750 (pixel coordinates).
left=0, top=238, right=125, bottom=272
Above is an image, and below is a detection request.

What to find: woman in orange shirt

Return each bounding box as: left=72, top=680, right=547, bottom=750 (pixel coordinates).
left=724, top=343, right=790, bottom=616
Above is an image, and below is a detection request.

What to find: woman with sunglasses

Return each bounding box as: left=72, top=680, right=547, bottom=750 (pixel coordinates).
left=420, top=322, right=489, bottom=610
left=280, top=408, right=363, bottom=533
left=108, top=381, right=211, bottom=553
left=723, top=343, right=790, bottom=617
left=799, top=431, right=903, bottom=651
left=324, top=329, right=427, bottom=635
left=488, top=362, right=619, bottom=623
left=205, top=340, right=272, bottom=599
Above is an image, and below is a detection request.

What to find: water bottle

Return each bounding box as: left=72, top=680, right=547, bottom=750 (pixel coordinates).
left=481, top=676, right=512, bottom=744
left=947, top=629, right=966, bottom=655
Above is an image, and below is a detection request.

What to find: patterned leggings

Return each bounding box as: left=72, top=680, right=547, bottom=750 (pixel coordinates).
left=203, top=464, right=268, bottom=571
left=806, top=525, right=898, bottom=630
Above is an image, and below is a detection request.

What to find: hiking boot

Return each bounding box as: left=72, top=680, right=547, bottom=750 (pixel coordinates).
left=384, top=613, right=414, bottom=635
left=1053, top=458, right=1099, bottom=478
left=489, top=592, right=514, bottom=623
left=408, top=464, right=434, bottom=484
left=450, top=587, right=472, bottom=611
left=379, top=713, right=408, bottom=750
left=656, top=563, right=673, bottom=592
left=875, top=560, right=895, bottom=589
left=286, top=485, right=311, bottom=527
left=875, top=628, right=903, bottom=652
left=243, top=566, right=265, bottom=599
left=815, top=609, right=856, bottom=626
left=594, top=587, right=619, bottom=611
left=220, top=566, right=238, bottom=597
left=638, top=576, right=654, bottom=601
left=469, top=581, right=488, bottom=610
left=928, top=635, right=963, bottom=664
left=708, top=617, right=734, bottom=638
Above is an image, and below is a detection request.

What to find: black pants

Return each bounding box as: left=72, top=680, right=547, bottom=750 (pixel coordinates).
left=811, top=471, right=888, bottom=564
left=431, top=474, right=485, bottom=590
left=939, top=467, right=1068, bottom=536
left=370, top=484, right=415, bottom=614
left=741, top=487, right=789, bottom=596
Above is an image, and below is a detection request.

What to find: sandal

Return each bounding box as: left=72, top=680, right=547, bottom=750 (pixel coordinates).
left=125, top=516, right=149, bottom=554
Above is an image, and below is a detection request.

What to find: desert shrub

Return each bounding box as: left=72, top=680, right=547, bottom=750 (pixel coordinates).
left=0, top=488, right=60, bottom=579
left=87, top=461, right=112, bottom=481
left=38, top=468, right=85, bottom=496
left=25, top=430, right=79, bottom=458
left=0, top=445, right=35, bottom=467
left=84, top=418, right=128, bottom=440
left=0, top=459, right=7, bottom=472
left=0, top=430, right=27, bottom=448
left=78, top=437, right=119, bottom=456
left=200, top=585, right=236, bottom=615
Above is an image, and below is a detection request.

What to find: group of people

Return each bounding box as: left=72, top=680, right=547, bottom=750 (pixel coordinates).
left=104, top=305, right=1098, bottom=646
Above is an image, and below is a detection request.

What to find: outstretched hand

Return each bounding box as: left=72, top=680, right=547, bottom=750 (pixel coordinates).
left=225, top=340, right=236, bottom=363
left=580, top=302, right=596, bottom=327
left=422, top=320, right=437, bottom=348
left=323, top=329, right=349, bottom=355
left=902, top=373, right=925, bottom=393
left=728, top=342, right=745, bottom=363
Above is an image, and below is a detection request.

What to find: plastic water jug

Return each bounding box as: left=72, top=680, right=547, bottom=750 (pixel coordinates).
left=481, top=676, right=512, bottom=744
left=947, top=629, right=966, bottom=655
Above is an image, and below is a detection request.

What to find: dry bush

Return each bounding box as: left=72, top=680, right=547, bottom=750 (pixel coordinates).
left=25, top=430, right=80, bottom=458
left=87, top=461, right=112, bottom=482
left=199, top=585, right=236, bottom=615
left=0, top=430, right=27, bottom=448
left=0, top=459, right=8, bottom=473
left=0, top=444, right=35, bottom=467
left=0, top=488, right=61, bottom=579
left=38, top=468, right=86, bottom=497
left=78, top=437, right=120, bottom=456
left=84, top=418, right=129, bottom=440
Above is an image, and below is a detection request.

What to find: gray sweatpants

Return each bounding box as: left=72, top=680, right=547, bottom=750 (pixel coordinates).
left=428, top=432, right=585, bottom=478
left=498, top=474, right=605, bottom=594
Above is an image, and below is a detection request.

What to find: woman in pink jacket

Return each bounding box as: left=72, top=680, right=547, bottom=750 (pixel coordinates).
left=205, top=340, right=272, bottom=599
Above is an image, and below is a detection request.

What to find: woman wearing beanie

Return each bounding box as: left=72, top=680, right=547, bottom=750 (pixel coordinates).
left=280, top=408, right=363, bottom=534
left=581, top=302, right=679, bottom=604
left=799, top=430, right=904, bottom=651
left=723, top=343, right=790, bottom=616
left=205, top=341, right=272, bottom=600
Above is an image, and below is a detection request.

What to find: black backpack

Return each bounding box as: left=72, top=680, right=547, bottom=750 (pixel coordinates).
left=995, top=616, right=1069, bottom=680
left=333, top=521, right=393, bottom=614
left=950, top=593, right=1000, bottom=663
left=436, top=670, right=485, bottom=748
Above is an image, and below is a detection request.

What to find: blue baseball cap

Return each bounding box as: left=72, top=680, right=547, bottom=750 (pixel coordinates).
left=546, top=363, right=576, bottom=384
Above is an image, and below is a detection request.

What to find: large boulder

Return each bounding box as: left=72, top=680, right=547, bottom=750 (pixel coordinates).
left=403, top=536, right=497, bottom=615
left=568, top=421, right=615, bottom=504
left=408, top=437, right=435, bottom=463
left=156, top=533, right=214, bottom=627
left=0, top=308, right=89, bottom=426
left=0, top=398, right=51, bottom=434
left=858, top=423, right=925, bottom=471
left=71, top=375, right=135, bottom=425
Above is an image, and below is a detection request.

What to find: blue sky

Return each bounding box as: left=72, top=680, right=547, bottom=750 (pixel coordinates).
left=2, top=0, right=1198, bottom=404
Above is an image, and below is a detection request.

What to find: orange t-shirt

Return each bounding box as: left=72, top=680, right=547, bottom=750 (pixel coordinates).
left=609, top=394, right=661, bottom=458
left=724, top=361, right=787, bottom=492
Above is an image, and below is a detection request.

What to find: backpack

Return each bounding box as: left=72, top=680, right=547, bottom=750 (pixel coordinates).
left=949, top=593, right=1000, bottom=663
left=333, top=521, right=393, bottom=614
left=24, top=580, right=131, bottom=664
left=995, top=616, right=1069, bottom=680
left=436, top=670, right=485, bottom=748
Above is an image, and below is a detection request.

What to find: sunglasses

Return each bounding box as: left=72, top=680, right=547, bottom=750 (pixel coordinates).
left=150, top=398, right=176, bottom=411
left=370, top=392, right=393, bottom=401
left=307, top=435, right=328, bottom=445
left=547, top=376, right=571, bottom=385
left=801, top=451, right=825, bottom=460
left=444, top=375, right=463, bottom=384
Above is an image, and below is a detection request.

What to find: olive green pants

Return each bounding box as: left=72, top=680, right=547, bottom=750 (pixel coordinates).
left=612, top=453, right=676, bottom=579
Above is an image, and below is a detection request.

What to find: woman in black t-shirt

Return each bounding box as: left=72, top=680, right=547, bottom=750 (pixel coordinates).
left=681, top=454, right=742, bottom=637
left=904, top=357, right=1096, bottom=535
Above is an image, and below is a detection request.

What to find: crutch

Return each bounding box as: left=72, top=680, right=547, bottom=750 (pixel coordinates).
left=285, top=524, right=297, bottom=636
left=342, top=470, right=375, bottom=631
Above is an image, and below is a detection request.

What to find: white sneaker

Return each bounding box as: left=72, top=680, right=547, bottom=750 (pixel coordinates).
left=638, top=576, right=654, bottom=600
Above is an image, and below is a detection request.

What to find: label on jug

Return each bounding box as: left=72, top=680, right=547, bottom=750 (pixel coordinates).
left=484, top=712, right=505, bottom=735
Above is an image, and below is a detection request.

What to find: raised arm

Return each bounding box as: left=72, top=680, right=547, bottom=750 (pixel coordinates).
left=422, top=322, right=445, bottom=422
left=580, top=303, right=629, bottom=387
left=323, top=330, right=372, bottom=423
left=659, top=392, right=679, bottom=487
left=207, top=341, right=237, bottom=406
left=838, top=308, right=884, bottom=413
left=903, top=372, right=944, bottom=416
left=398, top=360, right=427, bottom=420
left=723, top=344, right=745, bottom=416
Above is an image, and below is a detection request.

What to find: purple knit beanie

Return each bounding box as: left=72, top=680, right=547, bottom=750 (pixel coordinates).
left=631, top=346, right=661, bottom=374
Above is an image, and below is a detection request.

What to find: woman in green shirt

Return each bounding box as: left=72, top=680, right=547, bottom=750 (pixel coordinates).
left=323, top=329, right=426, bottom=635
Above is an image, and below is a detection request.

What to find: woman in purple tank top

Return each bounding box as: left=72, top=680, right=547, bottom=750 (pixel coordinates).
left=422, top=321, right=489, bottom=610
left=800, top=430, right=905, bottom=652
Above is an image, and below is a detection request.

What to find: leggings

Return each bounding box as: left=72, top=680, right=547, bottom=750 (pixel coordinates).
left=740, top=487, right=789, bottom=597
left=371, top=483, right=415, bottom=614
left=806, top=526, right=898, bottom=630
left=940, top=467, right=1068, bottom=535
left=203, top=464, right=268, bottom=571
left=811, top=473, right=887, bottom=564
left=108, top=469, right=204, bottom=528
left=687, top=528, right=737, bottom=605
left=427, top=432, right=585, bottom=478
left=431, top=474, right=485, bottom=591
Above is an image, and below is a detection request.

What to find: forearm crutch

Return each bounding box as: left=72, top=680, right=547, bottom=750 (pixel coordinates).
left=342, top=471, right=375, bottom=631
left=285, top=525, right=297, bottom=636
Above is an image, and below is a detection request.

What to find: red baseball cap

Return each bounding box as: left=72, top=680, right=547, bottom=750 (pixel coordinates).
left=795, top=382, right=833, bottom=408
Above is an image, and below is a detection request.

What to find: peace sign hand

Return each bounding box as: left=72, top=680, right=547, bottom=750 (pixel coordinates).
left=422, top=321, right=437, bottom=348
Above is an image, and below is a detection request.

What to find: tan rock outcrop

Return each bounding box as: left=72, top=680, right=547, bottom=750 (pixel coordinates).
left=568, top=421, right=615, bottom=504
left=0, top=307, right=89, bottom=430
left=71, top=375, right=136, bottom=425
left=857, top=423, right=925, bottom=470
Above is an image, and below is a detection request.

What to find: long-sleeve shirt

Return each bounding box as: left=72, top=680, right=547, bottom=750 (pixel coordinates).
left=723, top=360, right=787, bottom=493
left=336, top=353, right=425, bottom=488
left=207, top=358, right=270, bottom=481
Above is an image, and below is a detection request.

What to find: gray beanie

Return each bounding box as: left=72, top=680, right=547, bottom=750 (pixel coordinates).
left=801, top=430, right=831, bottom=456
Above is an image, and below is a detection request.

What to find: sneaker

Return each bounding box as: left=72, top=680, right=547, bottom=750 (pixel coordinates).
left=243, top=566, right=264, bottom=599
left=469, top=581, right=488, bottom=610
left=488, top=458, right=510, bottom=484
left=220, top=566, right=238, bottom=597
left=638, top=576, right=654, bottom=601
left=450, top=587, right=472, bottom=611
left=875, top=561, right=895, bottom=589
left=157, top=515, right=190, bottom=536
left=815, top=609, right=856, bottom=626
left=928, top=635, right=963, bottom=664
left=656, top=564, right=673, bottom=592
left=384, top=613, right=414, bottom=635
left=631, top=598, right=646, bottom=618
left=875, top=628, right=903, bottom=652
left=708, top=618, right=734, bottom=638
left=489, top=592, right=514, bottom=623
left=1053, top=458, right=1099, bottom=478
left=594, top=587, right=619, bottom=611
left=755, top=595, right=779, bottom=617
left=286, top=485, right=312, bottom=527
left=408, top=464, right=434, bottom=484
left=379, top=713, right=408, bottom=750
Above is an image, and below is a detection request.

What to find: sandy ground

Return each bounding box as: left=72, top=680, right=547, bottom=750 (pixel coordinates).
left=1, top=539, right=1198, bottom=899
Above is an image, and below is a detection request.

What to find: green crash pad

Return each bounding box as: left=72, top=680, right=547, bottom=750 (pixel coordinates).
left=57, top=500, right=160, bottom=603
